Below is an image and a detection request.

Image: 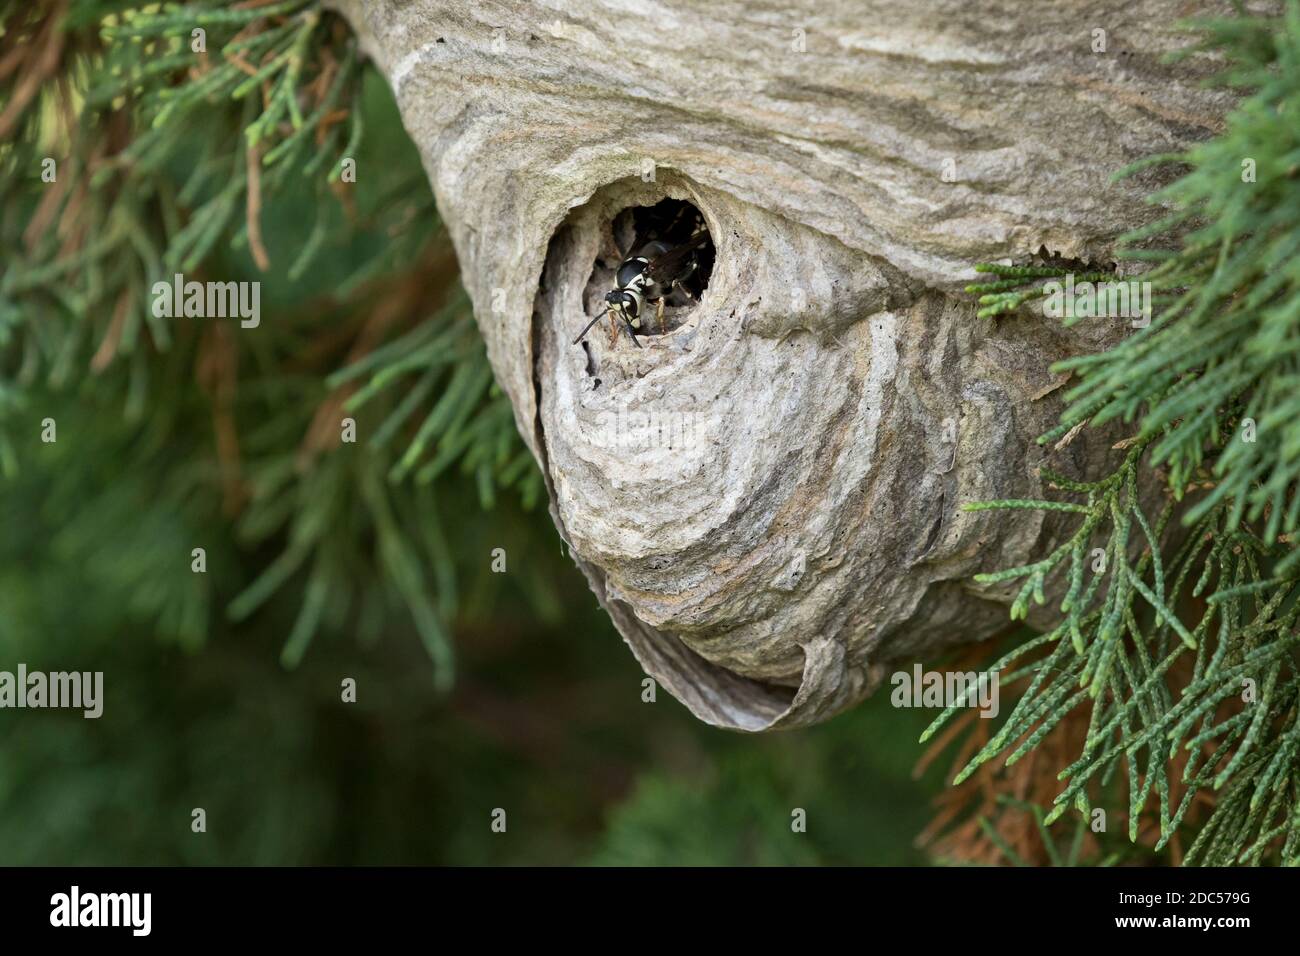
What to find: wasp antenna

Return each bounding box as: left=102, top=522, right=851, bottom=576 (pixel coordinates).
left=572, top=309, right=609, bottom=345
left=621, top=315, right=642, bottom=348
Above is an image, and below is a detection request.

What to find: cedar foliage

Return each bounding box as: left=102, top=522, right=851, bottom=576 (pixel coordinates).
left=1, top=0, right=541, bottom=686
left=942, top=2, right=1300, bottom=865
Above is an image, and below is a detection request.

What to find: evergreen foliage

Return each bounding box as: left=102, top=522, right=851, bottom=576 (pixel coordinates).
left=1, top=0, right=539, bottom=685
left=947, top=3, right=1300, bottom=865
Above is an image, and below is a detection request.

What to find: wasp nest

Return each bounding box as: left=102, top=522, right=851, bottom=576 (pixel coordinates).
left=330, top=0, right=1234, bottom=729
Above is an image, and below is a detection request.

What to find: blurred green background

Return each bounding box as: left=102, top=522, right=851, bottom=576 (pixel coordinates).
left=0, top=441, right=945, bottom=864
left=0, top=57, right=946, bottom=867
left=0, top=440, right=944, bottom=864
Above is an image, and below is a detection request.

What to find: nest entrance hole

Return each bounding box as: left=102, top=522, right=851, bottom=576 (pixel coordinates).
left=584, top=198, right=715, bottom=340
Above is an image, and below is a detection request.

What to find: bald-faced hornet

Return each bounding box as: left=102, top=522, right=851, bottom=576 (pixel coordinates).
left=572, top=230, right=710, bottom=348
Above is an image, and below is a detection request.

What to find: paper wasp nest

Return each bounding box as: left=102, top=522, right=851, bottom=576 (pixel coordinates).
left=330, top=0, right=1234, bottom=729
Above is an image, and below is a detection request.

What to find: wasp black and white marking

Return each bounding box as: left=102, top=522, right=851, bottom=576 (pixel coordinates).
left=573, top=201, right=713, bottom=348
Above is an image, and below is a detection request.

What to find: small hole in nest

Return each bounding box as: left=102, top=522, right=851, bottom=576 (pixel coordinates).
left=582, top=198, right=714, bottom=342
left=1031, top=245, right=1117, bottom=275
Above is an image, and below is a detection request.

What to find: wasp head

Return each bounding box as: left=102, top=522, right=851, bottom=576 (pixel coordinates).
left=605, top=288, right=642, bottom=326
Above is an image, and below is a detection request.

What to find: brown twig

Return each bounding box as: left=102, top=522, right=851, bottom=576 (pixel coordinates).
left=0, top=1, right=69, bottom=140
left=245, top=142, right=271, bottom=271
left=91, top=289, right=133, bottom=372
